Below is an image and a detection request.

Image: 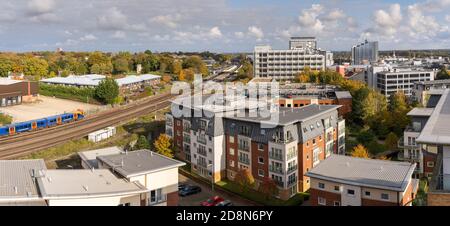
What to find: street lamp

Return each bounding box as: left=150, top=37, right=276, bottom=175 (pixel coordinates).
left=207, top=163, right=214, bottom=192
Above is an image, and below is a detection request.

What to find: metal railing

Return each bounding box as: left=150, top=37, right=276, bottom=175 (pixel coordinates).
left=238, top=157, right=250, bottom=165
left=269, top=152, right=283, bottom=161
left=269, top=165, right=283, bottom=174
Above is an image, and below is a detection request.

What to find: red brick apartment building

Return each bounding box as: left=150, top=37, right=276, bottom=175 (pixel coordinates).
left=306, top=155, right=418, bottom=206
left=166, top=95, right=346, bottom=200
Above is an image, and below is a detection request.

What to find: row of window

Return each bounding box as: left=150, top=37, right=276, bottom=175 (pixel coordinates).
left=318, top=182, right=390, bottom=200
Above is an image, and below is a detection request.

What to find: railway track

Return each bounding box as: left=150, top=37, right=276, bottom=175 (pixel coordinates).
left=0, top=93, right=175, bottom=159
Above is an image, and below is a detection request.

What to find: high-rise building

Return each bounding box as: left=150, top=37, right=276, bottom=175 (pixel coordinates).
left=253, top=37, right=333, bottom=80
left=351, top=40, right=379, bottom=65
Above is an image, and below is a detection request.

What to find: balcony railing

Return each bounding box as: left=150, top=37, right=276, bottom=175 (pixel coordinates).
left=197, top=149, right=207, bottom=157
left=287, top=178, right=297, bottom=186
left=238, top=145, right=250, bottom=152
left=272, top=136, right=294, bottom=144
left=274, top=180, right=284, bottom=187
left=269, top=165, right=283, bottom=174
left=238, top=157, right=250, bottom=165
left=287, top=165, right=298, bottom=174
left=197, top=136, right=207, bottom=145
left=197, top=161, right=207, bottom=168
left=269, top=152, right=283, bottom=161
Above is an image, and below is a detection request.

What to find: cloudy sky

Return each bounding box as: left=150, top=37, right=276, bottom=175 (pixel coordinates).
left=2, top=0, right=450, bottom=52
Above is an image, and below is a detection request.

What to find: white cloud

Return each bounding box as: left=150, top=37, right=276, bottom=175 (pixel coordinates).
left=27, top=0, right=56, bottom=15
left=80, top=34, right=97, bottom=41
left=97, top=7, right=128, bottom=30
left=322, top=9, right=346, bottom=21
left=371, top=4, right=403, bottom=37
left=407, top=4, right=441, bottom=37
left=150, top=14, right=182, bottom=28
left=234, top=31, right=245, bottom=39
left=112, top=31, right=126, bottom=39
left=248, top=26, right=264, bottom=40
left=298, top=4, right=324, bottom=33
left=208, top=26, right=222, bottom=38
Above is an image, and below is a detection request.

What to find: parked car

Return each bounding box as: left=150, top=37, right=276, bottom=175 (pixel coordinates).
left=216, top=200, right=233, bottom=206
left=179, top=185, right=202, bottom=197
left=178, top=183, right=188, bottom=191
left=201, top=196, right=225, bottom=206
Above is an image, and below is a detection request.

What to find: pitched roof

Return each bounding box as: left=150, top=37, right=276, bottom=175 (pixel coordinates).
left=97, top=150, right=185, bottom=178
left=305, top=155, right=416, bottom=191
left=0, top=160, right=46, bottom=200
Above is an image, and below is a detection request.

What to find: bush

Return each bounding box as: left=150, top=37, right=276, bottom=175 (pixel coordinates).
left=0, top=113, right=12, bottom=125
left=39, top=83, right=98, bottom=104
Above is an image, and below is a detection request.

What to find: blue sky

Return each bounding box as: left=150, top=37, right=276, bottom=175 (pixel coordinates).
left=1, top=0, right=450, bottom=52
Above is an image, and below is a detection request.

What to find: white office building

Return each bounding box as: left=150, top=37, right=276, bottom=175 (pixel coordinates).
left=253, top=37, right=333, bottom=80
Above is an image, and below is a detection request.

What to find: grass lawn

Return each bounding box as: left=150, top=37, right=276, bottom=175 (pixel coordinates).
left=216, top=180, right=307, bottom=206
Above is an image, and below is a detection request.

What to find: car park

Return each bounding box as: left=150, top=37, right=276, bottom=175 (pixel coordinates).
left=216, top=200, right=233, bottom=206
left=200, top=196, right=225, bottom=206
left=179, top=185, right=202, bottom=197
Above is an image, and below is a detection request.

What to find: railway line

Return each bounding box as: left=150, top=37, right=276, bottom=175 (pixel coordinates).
left=0, top=93, right=175, bottom=159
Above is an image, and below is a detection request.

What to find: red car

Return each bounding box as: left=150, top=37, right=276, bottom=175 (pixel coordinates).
left=200, top=196, right=225, bottom=206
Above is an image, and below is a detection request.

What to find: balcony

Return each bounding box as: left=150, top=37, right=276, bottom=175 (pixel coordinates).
left=238, top=157, right=250, bottom=165
left=197, top=136, right=207, bottom=145
left=183, top=127, right=190, bottom=133
left=269, top=152, right=283, bottom=161
left=274, top=180, right=284, bottom=187
left=197, top=161, right=207, bottom=168
left=287, top=165, right=298, bottom=174
left=287, top=178, right=297, bottom=187
left=397, top=152, right=421, bottom=161
left=272, top=136, right=294, bottom=144
left=269, top=165, right=283, bottom=174
left=197, top=148, right=207, bottom=157
left=238, top=145, right=250, bottom=152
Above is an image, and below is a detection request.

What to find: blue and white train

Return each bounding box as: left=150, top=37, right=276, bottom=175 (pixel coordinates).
left=0, top=110, right=85, bottom=136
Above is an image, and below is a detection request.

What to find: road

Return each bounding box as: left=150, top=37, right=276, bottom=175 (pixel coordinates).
left=0, top=93, right=175, bottom=159
left=178, top=173, right=255, bottom=206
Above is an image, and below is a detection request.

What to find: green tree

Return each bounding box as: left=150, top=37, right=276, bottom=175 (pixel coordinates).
left=237, top=60, right=253, bottom=80
left=182, top=55, right=209, bottom=76
left=95, top=78, right=119, bottom=105
left=436, top=66, right=449, bottom=80
left=113, top=52, right=132, bottom=74
left=0, top=57, right=14, bottom=77
left=385, top=132, right=399, bottom=150
left=135, top=135, right=151, bottom=150
left=153, top=134, right=173, bottom=158
left=22, top=56, right=49, bottom=79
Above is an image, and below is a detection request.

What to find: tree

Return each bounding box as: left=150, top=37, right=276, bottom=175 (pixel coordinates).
left=178, top=69, right=186, bottom=81
left=436, top=66, right=450, bottom=80
left=351, top=144, right=370, bottom=159
left=234, top=168, right=255, bottom=193
left=385, top=132, right=399, bottom=150
left=153, top=134, right=173, bottom=158
left=21, top=56, right=49, bottom=79
left=168, top=60, right=182, bottom=75
left=237, top=60, right=253, bottom=80
left=0, top=57, right=14, bottom=77
left=259, top=177, right=279, bottom=200
left=135, top=135, right=150, bottom=150
left=182, top=55, right=208, bottom=76
left=389, top=92, right=408, bottom=113
left=113, top=52, right=131, bottom=74
left=356, top=130, right=376, bottom=145
left=95, top=78, right=119, bottom=105
left=296, top=73, right=310, bottom=83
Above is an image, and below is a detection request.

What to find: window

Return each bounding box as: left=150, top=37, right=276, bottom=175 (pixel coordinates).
left=229, top=148, right=235, bottom=156
left=260, top=129, right=266, bottom=135
left=347, top=189, right=355, bottom=196
left=318, top=183, right=325, bottom=189
left=333, top=201, right=340, bottom=206
left=318, top=197, right=326, bottom=205
left=313, top=139, right=316, bottom=145
left=209, top=148, right=212, bottom=153
left=209, top=160, right=212, bottom=164
left=381, top=193, right=389, bottom=200
left=230, top=160, right=235, bottom=167
left=209, top=136, right=212, bottom=141
left=229, top=136, right=234, bottom=143
left=258, top=157, right=264, bottom=164
left=258, top=169, right=264, bottom=177
left=258, top=143, right=264, bottom=151
left=149, top=189, right=165, bottom=205
left=176, top=121, right=181, bottom=126
left=334, top=186, right=340, bottom=192
left=427, top=161, right=435, bottom=167
left=365, top=191, right=371, bottom=196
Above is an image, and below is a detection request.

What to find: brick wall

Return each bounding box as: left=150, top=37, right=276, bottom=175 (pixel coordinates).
left=298, top=134, right=325, bottom=192
left=310, top=188, right=341, bottom=206
left=361, top=198, right=397, bottom=206
left=251, top=141, right=268, bottom=181
left=166, top=191, right=179, bottom=206
left=428, top=192, right=450, bottom=206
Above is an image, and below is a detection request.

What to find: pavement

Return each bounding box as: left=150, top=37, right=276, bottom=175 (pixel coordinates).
left=1, top=96, right=105, bottom=122
left=178, top=173, right=255, bottom=206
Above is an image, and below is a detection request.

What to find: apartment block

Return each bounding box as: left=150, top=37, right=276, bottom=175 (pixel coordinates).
left=166, top=94, right=346, bottom=200
left=399, top=90, right=450, bottom=179
left=253, top=37, right=333, bottom=80
left=223, top=105, right=345, bottom=200
left=306, top=155, right=418, bottom=206
left=412, top=79, right=450, bottom=104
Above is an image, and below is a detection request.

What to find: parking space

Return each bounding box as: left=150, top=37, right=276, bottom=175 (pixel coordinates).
left=178, top=174, right=255, bottom=206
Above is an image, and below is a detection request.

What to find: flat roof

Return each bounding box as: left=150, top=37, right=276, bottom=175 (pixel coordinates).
left=417, top=79, right=450, bottom=85
left=0, top=160, right=46, bottom=200
left=41, top=74, right=160, bottom=87
left=36, top=169, right=147, bottom=199
left=417, top=89, right=450, bottom=144
left=225, top=104, right=340, bottom=126
left=305, top=155, right=416, bottom=191
left=78, top=146, right=123, bottom=169
left=97, top=150, right=185, bottom=178
left=334, top=91, right=352, bottom=99
left=407, top=108, right=434, bottom=117
left=0, top=78, right=21, bottom=85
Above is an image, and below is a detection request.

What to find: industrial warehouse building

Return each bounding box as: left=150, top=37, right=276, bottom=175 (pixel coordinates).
left=40, top=74, right=161, bottom=94
left=0, top=78, right=39, bottom=107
